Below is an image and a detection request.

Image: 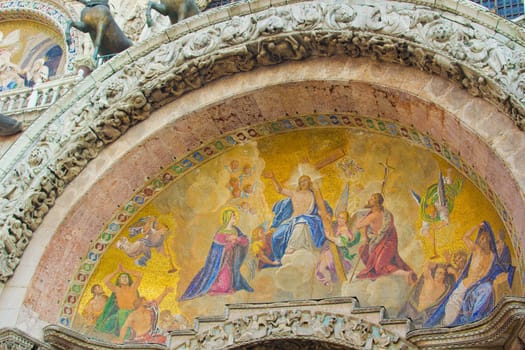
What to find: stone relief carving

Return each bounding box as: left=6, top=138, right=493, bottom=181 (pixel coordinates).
left=1, top=297, right=524, bottom=349
left=0, top=0, right=524, bottom=283
left=119, top=1, right=147, bottom=42
left=134, top=1, right=525, bottom=123
left=220, top=16, right=257, bottom=45
left=0, top=328, right=50, bottom=350
left=174, top=310, right=412, bottom=350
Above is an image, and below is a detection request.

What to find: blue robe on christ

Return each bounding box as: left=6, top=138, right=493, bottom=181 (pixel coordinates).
left=270, top=197, right=331, bottom=261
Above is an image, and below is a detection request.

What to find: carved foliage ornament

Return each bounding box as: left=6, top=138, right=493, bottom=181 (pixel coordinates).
left=0, top=0, right=524, bottom=282
left=173, top=310, right=413, bottom=350
left=0, top=328, right=49, bottom=350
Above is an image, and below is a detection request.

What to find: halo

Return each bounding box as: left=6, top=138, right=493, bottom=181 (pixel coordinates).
left=286, top=163, right=322, bottom=188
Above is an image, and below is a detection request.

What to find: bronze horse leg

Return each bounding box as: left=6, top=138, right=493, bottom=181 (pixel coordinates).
left=93, top=20, right=109, bottom=60
left=65, top=20, right=104, bottom=62
left=146, top=1, right=169, bottom=27
left=65, top=20, right=89, bottom=47
left=65, top=19, right=110, bottom=62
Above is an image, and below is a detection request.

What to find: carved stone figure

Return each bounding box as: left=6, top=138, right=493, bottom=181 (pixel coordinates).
left=199, top=327, right=233, bottom=349
left=236, top=315, right=267, bottom=341
left=170, top=308, right=418, bottom=350
left=311, top=313, right=334, bottom=338
left=0, top=114, right=22, bottom=136
left=374, top=328, right=400, bottom=349
left=268, top=310, right=293, bottom=336
left=146, top=0, right=201, bottom=27
left=65, top=0, right=133, bottom=62
left=343, top=319, right=373, bottom=348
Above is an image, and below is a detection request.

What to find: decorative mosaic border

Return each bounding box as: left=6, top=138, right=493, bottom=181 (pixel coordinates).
left=0, top=0, right=76, bottom=72
left=58, top=114, right=520, bottom=328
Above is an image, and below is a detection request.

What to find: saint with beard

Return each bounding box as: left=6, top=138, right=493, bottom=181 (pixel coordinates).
left=355, top=193, right=415, bottom=282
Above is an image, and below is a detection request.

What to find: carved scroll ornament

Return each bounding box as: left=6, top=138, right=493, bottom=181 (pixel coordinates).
left=174, top=310, right=413, bottom=350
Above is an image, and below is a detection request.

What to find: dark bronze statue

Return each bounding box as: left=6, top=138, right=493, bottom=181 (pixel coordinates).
left=146, top=0, right=201, bottom=27
left=0, top=114, right=22, bottom=136
left=65, top=0, right=133, bottom=62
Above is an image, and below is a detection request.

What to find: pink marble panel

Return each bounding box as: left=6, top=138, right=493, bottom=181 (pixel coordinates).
left=400, top=68, right=431, bottom=96
left=251, top=88, right=289, bottom=120
left=279, top=84, right=316, bottom=117
left=200, top=106, right=241, bottom=134
left=213, top=96, right=264, bottom=131
left=374, top=88, right=403, bottom=121
left=389, top=92, right=413, bottom=127
left=371, top=62, right=408, bottom=89
left=422, top=75, right=454, bottom=100
left=320, top=84, right=356, bottom=114
left=408, top=98, right=431, bottom=133
left=347, top=83, right=381, bottom=117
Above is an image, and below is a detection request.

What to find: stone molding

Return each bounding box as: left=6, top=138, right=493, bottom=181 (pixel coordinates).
left=0, top=327, right=50, bottom=349
left=43, top=325, right=166, bottom=350
left=0, top=0, right=524, bottom=284
left=170, top=297, right=415, bottom=350
left=2, top=297, right=525, bottom=349
left=407, top=297, right=525, bottom=349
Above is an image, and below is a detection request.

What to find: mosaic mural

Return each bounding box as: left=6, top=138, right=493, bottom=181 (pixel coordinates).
left=0, top=20, right=65, bottom=91
left=62, top=116, right=520, bottom=345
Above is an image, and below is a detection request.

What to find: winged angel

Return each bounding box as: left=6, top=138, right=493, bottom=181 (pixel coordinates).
left=411, top=169, right=463, bottom=257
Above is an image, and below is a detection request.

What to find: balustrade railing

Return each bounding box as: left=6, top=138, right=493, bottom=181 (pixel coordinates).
left=0, top=75, right=80, bottom=116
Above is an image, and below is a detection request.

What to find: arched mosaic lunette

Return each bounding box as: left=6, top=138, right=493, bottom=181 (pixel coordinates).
left=0, top=0, right=524, bottom=284
left=0, top=0, right=78, bottom=72
left=57, top=116, right=514, bottom=328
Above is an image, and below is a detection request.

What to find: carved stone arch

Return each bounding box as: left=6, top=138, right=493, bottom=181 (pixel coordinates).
left=0, top=0, right=524, bottom=297
left=165, top=306, right=415, bottom=350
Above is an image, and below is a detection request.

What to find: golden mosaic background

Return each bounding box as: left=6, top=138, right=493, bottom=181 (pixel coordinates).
left=72, top=128, right=519, bottom=342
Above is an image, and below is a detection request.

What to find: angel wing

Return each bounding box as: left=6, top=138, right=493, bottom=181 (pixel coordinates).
left=0, top=30, right=19, bottom=46
left=437, top=171, right=448, bottom=210
left=334, top=183, right=350, bottom=215
left=411, top=190, right=421, bottom=205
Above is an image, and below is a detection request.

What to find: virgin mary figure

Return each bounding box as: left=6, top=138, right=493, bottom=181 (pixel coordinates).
left=180, top=208, right=253, bottom=300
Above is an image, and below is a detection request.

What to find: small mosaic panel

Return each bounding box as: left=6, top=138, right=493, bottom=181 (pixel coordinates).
left=0, top=0, right=75, bottom=72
